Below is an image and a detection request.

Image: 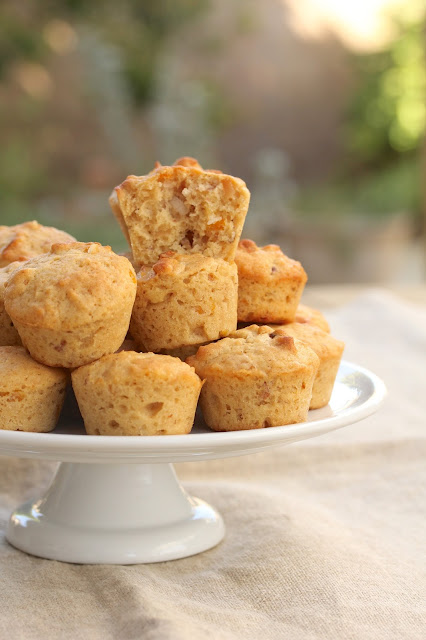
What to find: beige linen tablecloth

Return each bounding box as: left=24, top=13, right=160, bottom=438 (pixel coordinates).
left=0, top=289, right=425, bottom=640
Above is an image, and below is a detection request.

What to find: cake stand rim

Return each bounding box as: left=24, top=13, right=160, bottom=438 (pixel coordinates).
left=0, top=360, right=386, bottom=463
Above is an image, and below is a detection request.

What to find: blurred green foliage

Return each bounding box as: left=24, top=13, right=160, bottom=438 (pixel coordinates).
left=0, top=1, right=207, bottom=104
left=345, top=15, right=425, bottom=164
left=1, top=0, right=424, bottom=236
left=293, top=156, right=420, bottom=219
left=0, top=1, right=209, bottom=244
left=295, top=3, right=425, bottom=223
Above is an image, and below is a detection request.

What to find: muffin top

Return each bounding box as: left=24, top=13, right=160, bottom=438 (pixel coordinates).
left=138, top=251, right=235, bottom=283
left=120, top=156, right=243, bottom=193
left=73, top=350, right=201, bottom=387
left=4, top=242, right=136, bottom=330
left=187, top=324, right=319, bottom=377
left=0, top=220, right=75, bottom=267
left=0, top=262, right=24, bottom=304
left=294, top=304, right=330, bottom=333
left=150, top=157, right=212, bottom=172
left=0, top=345, right=67, bottom=386
left=235, top=239, right=307, bottom=284
left=273, top=322, right=344, bottom=360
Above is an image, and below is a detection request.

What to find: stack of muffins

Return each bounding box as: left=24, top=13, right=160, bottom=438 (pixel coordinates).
left=0, top=157, right=344, bottom=436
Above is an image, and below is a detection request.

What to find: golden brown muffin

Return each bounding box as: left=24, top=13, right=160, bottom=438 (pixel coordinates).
left=0, top=220, right=75, bottom=267
left=4, top=242, right=137, bottom=368
left=272, top=323, right=344, bottom=409
left=235, top=239, right=307, bottom=324
left=187, top=324, right=319, bottom=431
left=294, top=303, right=330, bottom=333
left=110, top=157, right=250, bottom=266
left=130, top=251, right=238, bottom=353
left=0, top=346, right=67, bottom=432
left=0, top=262, right=23, bottom=346
left=72, top=351, right=202, bottom=436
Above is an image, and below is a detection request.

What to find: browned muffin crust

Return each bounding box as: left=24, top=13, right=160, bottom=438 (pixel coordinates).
left=5, top=242, right=137, bottom=368
left=130, top=251, right=238, bottom=353
left=0, top=220, right=75, bottom=267
left=72, top=350, right=202, bottom=435
left=294, top=303, right=330, bottom=333
left=0, top=262, right=23, bottom=346
left=187, top=324, right=319, bottom=431
left=272, top=322, right=344, bottom=409
left=235, top=239, right=307, bottom=324
left=0, top=345, right=67, bottom=432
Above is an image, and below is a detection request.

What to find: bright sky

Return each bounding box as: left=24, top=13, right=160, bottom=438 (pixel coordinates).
left=286, top=0, right=420, bottom=51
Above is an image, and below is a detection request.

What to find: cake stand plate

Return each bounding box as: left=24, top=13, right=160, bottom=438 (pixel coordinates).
left=2, top=361, right=385, bottom=564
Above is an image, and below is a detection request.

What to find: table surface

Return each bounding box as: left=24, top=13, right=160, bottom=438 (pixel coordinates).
left=0, top=285, right=425, bottom=640
left=303, top=283, right=426, bottom=307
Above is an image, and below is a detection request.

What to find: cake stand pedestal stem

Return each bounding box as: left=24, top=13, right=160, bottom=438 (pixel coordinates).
left=7, top=462, right=225, bottom=564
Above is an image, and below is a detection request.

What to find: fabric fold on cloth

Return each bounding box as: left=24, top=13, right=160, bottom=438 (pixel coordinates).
left=0, top=289, right=425, bottom=640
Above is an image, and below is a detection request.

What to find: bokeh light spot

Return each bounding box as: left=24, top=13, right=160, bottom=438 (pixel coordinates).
left=43, top=19, right=78, bottom=55
left=13, top=62, right=52, bottom=99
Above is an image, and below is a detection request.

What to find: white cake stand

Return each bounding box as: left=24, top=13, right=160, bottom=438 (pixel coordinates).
left=2, top=361, right=385, bottom=565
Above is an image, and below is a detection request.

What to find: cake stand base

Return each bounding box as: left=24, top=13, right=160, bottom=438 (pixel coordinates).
left=6, top=462, right=225, bottom=564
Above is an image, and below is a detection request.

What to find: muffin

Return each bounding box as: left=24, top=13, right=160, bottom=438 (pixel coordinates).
left=4, top=242, right=137, bottom=368
left=130, top=252, right=238, bottom=353
left=0, top=262, right=23, bottom=346
left=294, top=303, right=330, bottom=333
left=273, top=323, right=344, bottom=409
left=0, top=220, right=75, bottom=267
left=0, top=346, right=67, bottom=432
left=235, top=239, right=307, bottom=323
left=72, top=351, right=202, bottom=436
left=187, top=324, right=319, bottom=431
left=110, top=156, right=250, bottom=266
